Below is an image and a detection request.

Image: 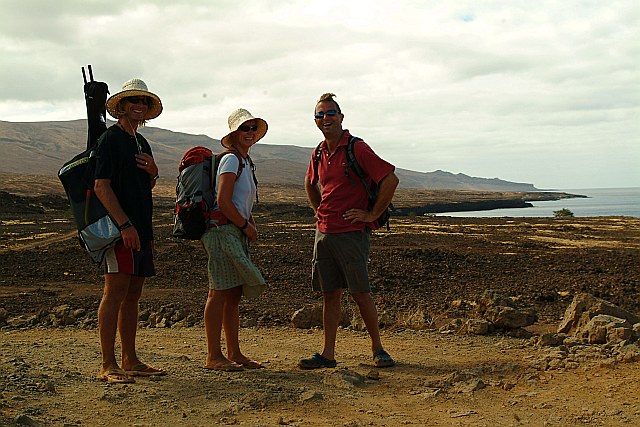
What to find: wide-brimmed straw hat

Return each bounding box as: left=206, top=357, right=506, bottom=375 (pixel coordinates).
left=106, top=78, right=163, bottom=120
left=220, top=108, right=268, bottom=149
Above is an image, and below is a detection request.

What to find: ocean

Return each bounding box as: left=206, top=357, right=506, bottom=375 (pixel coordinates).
left=440, top=187, right=640, bottom=218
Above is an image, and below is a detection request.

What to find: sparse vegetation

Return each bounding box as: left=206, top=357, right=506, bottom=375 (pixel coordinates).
left=553, top=208, right=574, bottom=218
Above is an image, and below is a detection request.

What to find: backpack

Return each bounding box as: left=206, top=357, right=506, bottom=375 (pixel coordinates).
left=314, top=135, right=393, bottom=230
left=172, top=146, right=257, bottom=240
left=82, top=65, right=109, bottom=150
left=58, top=141, right=121, bottom=264
left=58, top=66, right=119, bottom=264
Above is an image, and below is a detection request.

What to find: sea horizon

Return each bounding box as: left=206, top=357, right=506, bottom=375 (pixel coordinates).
left=440, top=187, right=640, bottom=218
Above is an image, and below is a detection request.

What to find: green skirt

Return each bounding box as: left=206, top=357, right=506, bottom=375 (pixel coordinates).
left=201, top=224, right=266, bottom=299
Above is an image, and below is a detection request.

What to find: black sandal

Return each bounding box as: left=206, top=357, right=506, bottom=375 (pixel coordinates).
left=298, top=352, right=337, bottom=369
left=373, top=349, right=395, bottom=368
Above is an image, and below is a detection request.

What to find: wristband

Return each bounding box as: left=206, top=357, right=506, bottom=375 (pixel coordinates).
left=118, top=220, right=133, bottom=231
left=151, top=173, right=159, bottom=181
left=239, top=219, right=249, bottom=230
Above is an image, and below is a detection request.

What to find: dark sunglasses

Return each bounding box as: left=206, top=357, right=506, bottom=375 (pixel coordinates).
left=238, top=124, right=258, bottom=132
left=124, top=96, right=151, bottom=105
left=314, top=109, right=338, bottom=119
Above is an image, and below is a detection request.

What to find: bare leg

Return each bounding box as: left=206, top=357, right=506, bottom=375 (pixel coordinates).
left=351, top=292, right=383, bottom=353
left=203, top=288, right=243, bottom=369
left=119, top=276, right=145, bottom=369
left=223, top=286, right=245, bottom=361
left=97, top=273, right=130, bottom=373
left=321, top=288, right=343, bottom=360
left=204, top=289, right=226, bottom=364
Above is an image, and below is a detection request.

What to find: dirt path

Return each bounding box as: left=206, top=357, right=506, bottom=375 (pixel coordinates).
left=0, top=230, right=77, bottom=254
left=2, top=326, right=639, bottom=426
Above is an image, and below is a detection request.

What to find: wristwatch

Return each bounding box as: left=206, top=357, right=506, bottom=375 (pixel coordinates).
left=118, top=219, right=133, bottom=231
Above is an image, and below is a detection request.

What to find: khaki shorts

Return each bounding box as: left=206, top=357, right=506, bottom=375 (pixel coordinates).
left=311, top=229, right=371, bottom=293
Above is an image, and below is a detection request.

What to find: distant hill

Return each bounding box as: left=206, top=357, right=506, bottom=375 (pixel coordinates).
left=0, top=120, right=538, bottom=191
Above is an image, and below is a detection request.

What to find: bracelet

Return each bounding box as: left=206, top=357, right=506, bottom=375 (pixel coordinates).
left=118, top=220, right=133, bottom=231
left=239, top=219, right=249, bottom=230
left=151, top=173, right=159, bottom=181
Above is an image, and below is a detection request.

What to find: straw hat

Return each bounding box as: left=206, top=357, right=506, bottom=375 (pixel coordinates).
left=220, top=108, right=268, bottom=148
left=106, top=78, right=163, bottom=120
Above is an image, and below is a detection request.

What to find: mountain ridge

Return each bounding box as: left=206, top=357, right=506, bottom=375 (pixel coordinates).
left=0, top=119, right=538, bottom=191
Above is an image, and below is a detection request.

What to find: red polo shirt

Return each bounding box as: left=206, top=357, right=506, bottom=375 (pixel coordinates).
left=306, top=130, right=395, bottom=233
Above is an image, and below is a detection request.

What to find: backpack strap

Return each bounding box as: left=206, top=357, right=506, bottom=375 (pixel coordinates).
left=345, top=135, right=376, bottom=200
left=245, top=153, right=259, bottom=203
left=213, top=149, right=259, bottom=203
left=312, top=142, right=323, bottom=184
left=346, top=135, right=393, bottom=230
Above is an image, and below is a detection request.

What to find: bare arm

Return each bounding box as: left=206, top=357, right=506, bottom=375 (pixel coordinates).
left=304, top=176, right=322, bottom=214
left=94, top=178, right=141, bottom=250
left=217, top=172, right=257, bottom=242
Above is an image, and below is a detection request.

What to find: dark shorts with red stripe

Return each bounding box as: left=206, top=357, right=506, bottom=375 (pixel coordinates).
left=103, top=240, right=155, bottom=277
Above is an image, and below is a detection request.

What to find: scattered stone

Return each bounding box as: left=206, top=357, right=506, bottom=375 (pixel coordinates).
left=439, top=318, right=463, bottom=334
left=451, top=378, right=486, bottom=393
left=484, top=306, right=537, bottom=330
left=476, top=290, right=516, bottom=313
left=616, top=344, right=640, bottom=363
left=323, top=369, right=365, bottom=389
left=299, top=390, right=323, bottom=403
left=290, top=304, right=323, bottom=329
left=464, top=318, right=492, bottom=335
left=557, top=293, right=639, bottom=336
left=15, top=414, right=42, bottom=426
left=582, top=314, right=634, bottom=344
left=537, top=332, right=567, bottom=347
left=396, top=307, right=433, bottom=330
left=366, top=370, right=380, bottom=380
left=449, top=410, right=477, bottom=418
left=240, top=317, right=258, bottom=328
left=350, top=313, right=366, bottom=331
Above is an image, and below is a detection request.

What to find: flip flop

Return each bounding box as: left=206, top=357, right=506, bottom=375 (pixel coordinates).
left=96, top=368, right=135, bottom=383
left=125, top=363, right=167, bottom=377
left=203, top=361, right=245, bottom=371
left=233, top=359, right=265, bottom=369
left=298, top=352, right=337, bottom=369
left=373, top=349, right=396, bottom=368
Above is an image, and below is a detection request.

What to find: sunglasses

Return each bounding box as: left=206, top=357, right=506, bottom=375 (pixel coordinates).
left=314, top=109, right=338, bottom=119
left=124, top=96, right=151, bottom=105
left=238, top=124, right=258, bottom=132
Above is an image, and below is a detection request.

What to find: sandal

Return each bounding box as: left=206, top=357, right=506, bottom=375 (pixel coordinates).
left=125, top=363, right=167, bottom=377
left=203, top=361, right=245, bottom=371
left=96, top=368, right=135, bottom=383
left=373, top=349, right=395, bottom=368
left=298, top=352, right=337, bottom=370
left=233, top=359, right=265, bottom=369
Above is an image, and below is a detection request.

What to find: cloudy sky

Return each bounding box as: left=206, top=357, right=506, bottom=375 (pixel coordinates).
left=1, top=0, right=638, bottom=189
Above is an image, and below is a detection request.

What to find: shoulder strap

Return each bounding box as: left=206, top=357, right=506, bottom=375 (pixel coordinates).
left=312, top=142, right=323, bottom=183
left=214, top=149, right=243, bottom=180
left=213, top=149, right=259, bottom=203
left=345, top=135, right=376, bottom=200
left=346, top=135, right=365, bottom=179
left=245, top=153, right=259, bottom=203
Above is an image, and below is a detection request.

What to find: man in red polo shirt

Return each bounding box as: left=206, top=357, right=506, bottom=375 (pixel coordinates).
left=300, top=93, right=399, bottom=369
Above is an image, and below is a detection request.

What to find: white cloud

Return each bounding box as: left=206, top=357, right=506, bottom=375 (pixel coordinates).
left=0, top=0, right=638, bottom=188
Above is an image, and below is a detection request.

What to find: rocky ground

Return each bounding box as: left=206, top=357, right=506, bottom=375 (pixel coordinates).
left=1, top=180, right=639, bottom=426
